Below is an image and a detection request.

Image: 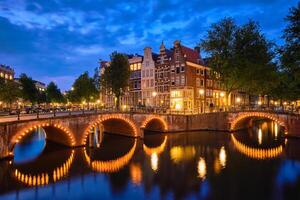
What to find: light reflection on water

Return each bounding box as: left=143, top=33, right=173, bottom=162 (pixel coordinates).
left=0, top=120, right=300, bottom=200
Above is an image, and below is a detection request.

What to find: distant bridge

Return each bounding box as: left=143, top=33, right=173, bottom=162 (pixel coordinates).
left=0, top=110, right=299, bottom=159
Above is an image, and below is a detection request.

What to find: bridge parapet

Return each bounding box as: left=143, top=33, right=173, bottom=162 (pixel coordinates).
left=0, top=111, right=299, bottom=159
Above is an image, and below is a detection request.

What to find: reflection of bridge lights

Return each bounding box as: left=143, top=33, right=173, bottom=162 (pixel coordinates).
left=219, top=146, right=226, bottom=168
left=13, top=150, right=74, bottom=186
left=274, top=123, right=278, bottom=138
left=231, top=134, right=283, bottom=160
left=197, top=157, right=206, bottom=179
left=130, top=163, right=142, bottom=185
left=170, top=146, right=196, bottom=163
left=84, top=140, right=137, bottom=173
left=151, top=153, right=158, bottom=171
left=258, top=128, right=262, bottom=145
left=143, top=136, right=167, bottom=156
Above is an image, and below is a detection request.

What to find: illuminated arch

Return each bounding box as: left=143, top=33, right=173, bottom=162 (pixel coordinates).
left=141, top=116, right=168, bottom=132
left=82, top=115, right=139, bottom=145
left=230, top=112, right=288, bottom=133
left=10, top=123, right=75, bottom=154
left=143, top=136, right=168, bottom=156
left=231, top=134, right=283, bottom=160
left=84, top=139, right=137, bottom=173
left=12, top=150, right=74, bottom=186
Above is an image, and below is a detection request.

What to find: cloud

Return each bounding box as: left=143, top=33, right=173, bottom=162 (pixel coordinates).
left=0, top=0, right=298, bottom=91
left=74, top=45, right=104, bottom=55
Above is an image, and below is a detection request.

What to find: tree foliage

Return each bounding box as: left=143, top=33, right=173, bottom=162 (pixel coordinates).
left=201, top=18, right=276, bottom=105
left=46, top=82, right=65, bottom=103
left=0, top=79, right=21, bottom=109
left=19, top=73, right=39, bottom=104
left=101, top=52, right=130, bottom=109
left=279, top=2, right=300, bottom=101
left=68, top=72, right=98, bottom=103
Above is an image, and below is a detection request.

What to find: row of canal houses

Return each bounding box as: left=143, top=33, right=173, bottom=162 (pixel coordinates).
left=100, top=40, right=247, bottom=113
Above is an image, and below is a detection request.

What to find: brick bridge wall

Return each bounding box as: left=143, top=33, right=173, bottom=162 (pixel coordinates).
left=0, top=111, right=299, bottom=159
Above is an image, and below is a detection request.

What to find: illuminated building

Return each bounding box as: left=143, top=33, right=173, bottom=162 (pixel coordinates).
left=169, top=40, right=223, bottom=113
left=128, top=54, right=143, bottom=107
left=155, top=42, right=172, bottom=109
left=0, top=64, right=14, bottom=81
left=141, top=47, right=158, bottom=107
left=33, top=80, right=46, bottom=92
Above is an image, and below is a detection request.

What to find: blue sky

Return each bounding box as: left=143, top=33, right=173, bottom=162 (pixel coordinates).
left=0, top=0, right=298, bottom=91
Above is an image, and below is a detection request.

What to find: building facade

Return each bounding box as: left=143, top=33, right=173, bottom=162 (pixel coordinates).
left=169, top=40, right=225, bottom=113
left=155, top=42, right=172, bottom=109
left=128, top=55, right=143, bottom=107
left=141, top=47, right=157, bottom=107
left=0, top=64, right=14, bottom=81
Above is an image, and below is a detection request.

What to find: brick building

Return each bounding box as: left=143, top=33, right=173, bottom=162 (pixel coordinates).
left=169, top=40, right=225, bottom=113
left=128, top=54, right=143, bottom=107
left=155, top=42, right=172, bottom=109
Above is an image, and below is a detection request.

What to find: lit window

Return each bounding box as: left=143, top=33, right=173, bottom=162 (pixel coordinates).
left=130, top=64, right=134, bottom=71
left=138, top=63, right=141, bottom=70
left=134, top=64, right=137, bottom=70
left=0, top=72, right=3, bottom=77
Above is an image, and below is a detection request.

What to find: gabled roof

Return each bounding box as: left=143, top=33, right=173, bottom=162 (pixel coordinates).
left=181, top=45, right=201, bottom=64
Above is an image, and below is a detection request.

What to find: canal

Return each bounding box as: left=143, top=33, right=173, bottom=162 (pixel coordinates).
left=0, top=120, right=299, bottom=200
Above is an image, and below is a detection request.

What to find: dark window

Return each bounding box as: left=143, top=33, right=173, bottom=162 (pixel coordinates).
left=181, top=66, right=185, bottom=72
left=176, top=67, right=180, bottom=73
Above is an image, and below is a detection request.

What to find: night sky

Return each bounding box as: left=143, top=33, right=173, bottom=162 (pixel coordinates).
left=0, top=0, right=298, bottom=91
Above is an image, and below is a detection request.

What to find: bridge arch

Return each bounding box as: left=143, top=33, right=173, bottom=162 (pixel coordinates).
left=82, top=115, right=139, bottom=145
left=231, top=134, right=283, bottom=160
left=141, top=116, right=168, bottom=132
left=84, top=139, right=137, bottom=173
left=9, top=123, right=75, bottom=154
left=143, top=135, right=168, bottom=156
left=12, top=150, right=75, bottom=186
left=230, top=112, right=288, bottom=133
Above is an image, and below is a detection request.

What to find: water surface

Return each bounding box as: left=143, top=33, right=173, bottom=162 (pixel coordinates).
left=0, top=120, right=300, bottom=200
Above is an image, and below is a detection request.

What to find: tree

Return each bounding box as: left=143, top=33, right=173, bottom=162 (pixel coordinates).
left=19, top=73, right=39, bottom=105
left=280, top=2, right=300, bottom=101
left=69, top=72, right=98, bottom=105
left=200, top=18, right=241, bottom=108
left=233, top=21, right=277, bottom=103
left=0, top=80, right=21, bottom=110
left=201, top=18, right=278, bottom=108
left=102, top=52, right=130, bottom=110
left=46, top=82, right=64, bottom=103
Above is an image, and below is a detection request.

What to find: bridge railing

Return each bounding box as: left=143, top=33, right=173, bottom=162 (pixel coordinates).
left=0, top=107, right=299, bottom=123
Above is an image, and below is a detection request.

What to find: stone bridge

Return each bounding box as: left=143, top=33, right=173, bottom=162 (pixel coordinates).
left=0, top=111, right=299, bottom=159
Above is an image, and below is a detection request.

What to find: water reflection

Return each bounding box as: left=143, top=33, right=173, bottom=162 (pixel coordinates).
left=14, top=127, right=46, bottom=164
left=197, top=157, right=206, bottom=179
left=84, top=136, right=137, bottom=173
left=1, top=119, right=300, bottom=200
